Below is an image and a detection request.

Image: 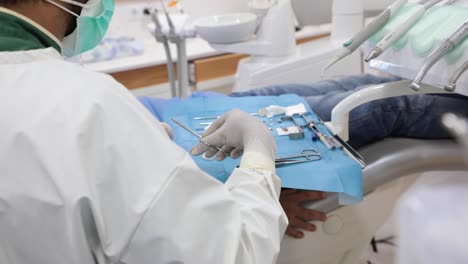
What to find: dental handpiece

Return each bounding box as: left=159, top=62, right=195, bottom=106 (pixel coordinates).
left=444, top=0, right=459, bottom=5
left=321, top=0, right=408, bottom=75
left=410, top=20, right=468, bottom=90
left=444, top=57, right=468, bottom=92
left=365, top=0, right=443, bottom=62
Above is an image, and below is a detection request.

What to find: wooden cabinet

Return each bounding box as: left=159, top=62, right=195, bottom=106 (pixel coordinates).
left=111, top=34, right=329, bottom=90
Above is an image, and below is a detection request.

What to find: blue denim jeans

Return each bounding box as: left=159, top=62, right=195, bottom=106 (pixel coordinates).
left=231, top=74, right=468, bottom=148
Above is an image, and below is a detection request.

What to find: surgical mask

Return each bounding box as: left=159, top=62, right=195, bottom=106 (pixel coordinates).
left=46, top=0, right=114, bottom=57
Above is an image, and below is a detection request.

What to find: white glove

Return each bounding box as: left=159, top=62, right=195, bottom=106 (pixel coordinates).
left=191, top=109, right=277, bottom=172
left=160, top=122, right=174, bottom=139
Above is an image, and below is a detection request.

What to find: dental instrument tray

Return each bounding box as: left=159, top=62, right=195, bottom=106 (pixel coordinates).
left=362, top=1, right=468, bottom=95
left=163, top=94, right=363, bottom=204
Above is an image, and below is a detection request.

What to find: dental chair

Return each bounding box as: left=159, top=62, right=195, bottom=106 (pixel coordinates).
left=274, top=0, right=468, bottom=262
left=276, top=80, right=467, bottom=264
left=277, top=139, right=464, bottom=264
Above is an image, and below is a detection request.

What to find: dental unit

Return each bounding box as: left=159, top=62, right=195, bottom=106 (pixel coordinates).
left=147, top=0, right=194, bottom=98
left=365, top=0, right=444, bottom=62
left=322, top=0, right=408, bottom=74
left=410, top=20, right=468, bottom=90
left=150, top=9, right=177, bottom=97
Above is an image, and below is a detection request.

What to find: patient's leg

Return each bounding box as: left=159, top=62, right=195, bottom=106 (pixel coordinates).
left=346, top=93, right=468, bottom=148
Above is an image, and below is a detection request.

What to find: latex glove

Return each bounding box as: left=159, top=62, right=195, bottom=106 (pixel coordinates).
left=280, top=189, right=328, bottom=239
left=160, top=122, right=174, bottom=140
left=191, top=109, right=276, bottom=172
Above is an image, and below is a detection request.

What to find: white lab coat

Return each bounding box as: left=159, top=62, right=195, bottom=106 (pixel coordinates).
left=0, top=48, right=287, bottom=264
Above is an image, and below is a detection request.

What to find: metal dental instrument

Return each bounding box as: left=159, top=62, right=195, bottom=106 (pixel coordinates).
left=300, top=113, right=334, bottom=150
left=410, top=20, right=468, bottom=90
left=316, top=116, right=366, bottom=168
left=151, top=10, right=177, bottom=97
left=365, top=0, right=443, bottom=62
left=275, top=148, right=322, bottom=167
left=171, top=118, right=230, bottom=156
left=327, top=135, right=341, bottom=149
left=193, top=116, right=221, bottom=120
left=193, top=113, right=259, bottom=120
left=321, top=0, right=408, bottom=75
left=444, top=57, right=468, bottom=92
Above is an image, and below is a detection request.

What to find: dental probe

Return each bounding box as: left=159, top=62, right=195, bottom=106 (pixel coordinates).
left=365, top=0, right=443, bottom=62
left=321, top=0, right=408, bottom=75
left=171, top=118, right=230, bottom=156
left=444, top=57, right=468, bottom=92
left=410, top=20, right=468, bottom=90
left=316, top=116, right=366, bottom=168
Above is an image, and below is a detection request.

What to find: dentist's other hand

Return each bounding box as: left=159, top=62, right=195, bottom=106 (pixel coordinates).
left=191, top=109, right=276, bottom=172
left=160, top=122, right=174, bottom=139
left=280, top=189, right=328, bottom=238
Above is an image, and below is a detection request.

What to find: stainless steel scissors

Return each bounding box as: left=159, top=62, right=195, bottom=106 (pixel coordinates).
left=275, top=148, right=322, bottom=167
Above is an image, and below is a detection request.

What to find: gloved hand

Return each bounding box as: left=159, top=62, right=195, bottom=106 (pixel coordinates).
left=191, top=109, right=277, bottom=172
left=160, top=122, right=174, bottom=140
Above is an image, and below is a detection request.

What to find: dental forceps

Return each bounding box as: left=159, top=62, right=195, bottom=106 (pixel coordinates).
left=275, top=148, right=322, bottom=167
left=171, top=118, right=230, bottom=156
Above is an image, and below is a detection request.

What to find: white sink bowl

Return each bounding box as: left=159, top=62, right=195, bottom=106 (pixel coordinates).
left=195, top=13, right=257, bottom=44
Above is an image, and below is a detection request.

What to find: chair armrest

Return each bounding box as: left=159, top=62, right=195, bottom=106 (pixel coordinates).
left=304, top=138, right=465, bottom=213
left=328, top=80, right=448, bottom=140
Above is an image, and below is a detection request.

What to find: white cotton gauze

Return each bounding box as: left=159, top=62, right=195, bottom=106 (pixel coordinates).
left=258, top=105, right=286, bottom=118
left=285, top=103, right=307, bottom=116
left=258, top=103, right=307, bottom=118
